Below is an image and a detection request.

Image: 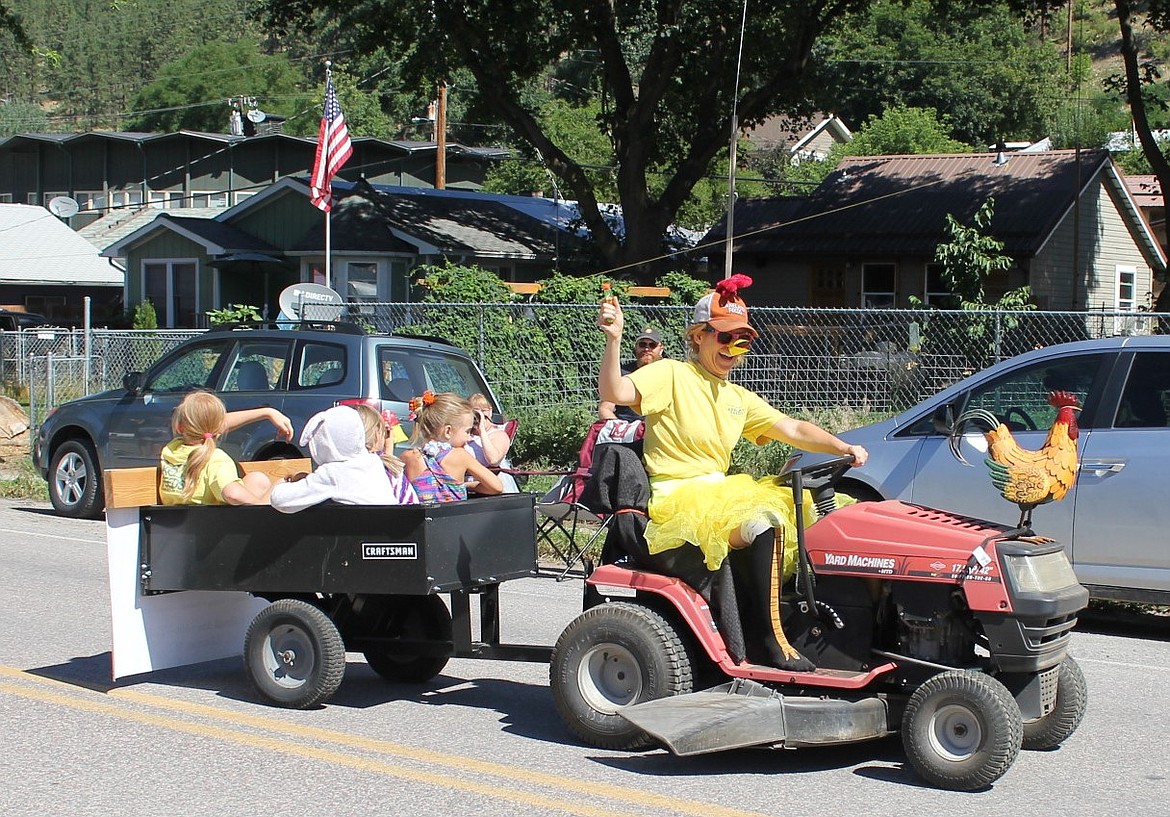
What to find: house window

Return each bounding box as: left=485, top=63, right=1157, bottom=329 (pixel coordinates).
left=148, top=190, right=182, bottom=209
left=0, top=193, right=12, bottom=203
left=75, top=191, right=106, bottom=212
left=924, top=264, right=958, bottom=308
left=190, top=191, right=230, bottom=208
left=1117, top=266, right=1137, bottom=311
left=143, top=260, right=198, bottom=327
left=346, top=262, right=379, bottom=303
left=862, top=263, right=896, bottom=308
left=233, top=190, right=257, bottom=205
left=109, top=190, right=144, bottom=209
left=32, top=191, right=67, bottom=206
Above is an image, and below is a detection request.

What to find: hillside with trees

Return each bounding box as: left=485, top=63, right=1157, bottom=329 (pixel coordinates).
left=1, top=1, right=1170, bottom=274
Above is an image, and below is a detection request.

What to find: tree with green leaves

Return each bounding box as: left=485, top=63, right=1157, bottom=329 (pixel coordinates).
left=128, top=40, right=310, bottom=133
left=815, top=0, right=1065, bottom=147
left=1114, top=0, right=1170, bottom=312
left=258, top=0, right=880, bottom=280
left=916, top=198, right=1034, bottom=366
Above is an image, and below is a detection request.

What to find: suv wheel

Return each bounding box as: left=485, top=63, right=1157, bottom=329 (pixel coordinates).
left=49, top=439, right=104, bottom=519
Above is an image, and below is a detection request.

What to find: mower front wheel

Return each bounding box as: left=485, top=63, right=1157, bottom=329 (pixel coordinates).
left=902, top=670, right=1023, bottom=791
left=1022, top=657, right=1087, bottom=750
left=550, top=602, right=692, bottom=751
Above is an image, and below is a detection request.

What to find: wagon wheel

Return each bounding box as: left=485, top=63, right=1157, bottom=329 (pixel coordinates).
left=363, top=594, right=453, bottom=683
left=244, top=599, right=346, bottom=709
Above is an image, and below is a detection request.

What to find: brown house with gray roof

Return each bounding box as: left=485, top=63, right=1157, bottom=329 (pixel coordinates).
left=703, top=149, right=1166, bottom=311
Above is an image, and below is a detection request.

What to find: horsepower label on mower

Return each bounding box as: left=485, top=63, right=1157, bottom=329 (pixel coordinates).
left=362, top=543, right=418, bottom=560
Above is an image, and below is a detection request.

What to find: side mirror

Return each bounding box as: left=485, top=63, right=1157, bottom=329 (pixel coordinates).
left=932, top=403, right=956, bottom=435
left=123, top=371, right=142, bottom=394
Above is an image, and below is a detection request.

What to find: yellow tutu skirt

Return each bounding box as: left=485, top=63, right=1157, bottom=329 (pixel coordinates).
left=646, top=473, right=827, bottom=575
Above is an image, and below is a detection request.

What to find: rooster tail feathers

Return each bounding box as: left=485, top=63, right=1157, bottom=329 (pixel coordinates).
left=948, top=407, right=1002, bottom=465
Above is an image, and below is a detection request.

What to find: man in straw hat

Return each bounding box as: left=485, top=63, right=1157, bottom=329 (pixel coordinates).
left=597, top=274, right=867, bottom=671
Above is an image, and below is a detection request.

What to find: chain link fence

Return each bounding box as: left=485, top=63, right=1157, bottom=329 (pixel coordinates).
left=7, top=305, right=1167, bottom=437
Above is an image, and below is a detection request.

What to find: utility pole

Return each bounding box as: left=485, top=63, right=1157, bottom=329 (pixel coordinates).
left=436, top=83, right=447, bottom=190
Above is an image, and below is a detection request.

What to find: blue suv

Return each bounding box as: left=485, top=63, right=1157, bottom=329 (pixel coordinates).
left=34, top=322, right=501, bottom=518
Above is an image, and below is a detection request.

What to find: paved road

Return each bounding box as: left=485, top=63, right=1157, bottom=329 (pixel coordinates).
left=1, top=497, right=1167, bottom=817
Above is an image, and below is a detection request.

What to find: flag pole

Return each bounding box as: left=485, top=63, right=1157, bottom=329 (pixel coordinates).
left=309, top=59, right=353, bottom=295
left=323, top=62, right=333, bottom=290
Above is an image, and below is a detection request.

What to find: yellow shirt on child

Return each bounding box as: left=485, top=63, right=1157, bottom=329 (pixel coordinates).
left=159, top=439, right=242, bottom=505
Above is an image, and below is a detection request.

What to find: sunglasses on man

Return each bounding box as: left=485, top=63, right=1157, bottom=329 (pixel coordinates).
left=635, top=340, right=660, bottom=350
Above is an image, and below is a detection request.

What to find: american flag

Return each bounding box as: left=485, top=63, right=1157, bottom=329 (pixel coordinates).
left=309, top=75, right=354, bottom=212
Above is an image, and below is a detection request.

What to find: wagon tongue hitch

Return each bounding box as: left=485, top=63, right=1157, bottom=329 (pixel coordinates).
left=618, top=678, right=889, bottom=756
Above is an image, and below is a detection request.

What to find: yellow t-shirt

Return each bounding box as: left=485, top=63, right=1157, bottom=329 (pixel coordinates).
left=627, top=359, right=788, bottom=480
left=159, top=439, right=243, bottom=505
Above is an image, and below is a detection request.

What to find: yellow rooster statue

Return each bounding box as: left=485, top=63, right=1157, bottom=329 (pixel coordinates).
left=948, top=390, right=1081, bottom=531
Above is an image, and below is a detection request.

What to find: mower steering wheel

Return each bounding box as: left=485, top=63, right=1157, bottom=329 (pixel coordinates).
left=798, top=454, right=856, bottom=492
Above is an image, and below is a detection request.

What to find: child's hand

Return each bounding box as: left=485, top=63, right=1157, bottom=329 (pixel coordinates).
left=270, top=410, right=294, bottom=441
left=284, top=472, right=309, bottom=483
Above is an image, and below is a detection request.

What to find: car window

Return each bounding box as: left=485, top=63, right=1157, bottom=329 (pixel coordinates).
left=294, top=341, right=347, bottom=388
left=1114, top=352, right=1170, bottom=428
left=377, top=346, right=487, bottom=402
left=147, top=343, right=227, bottom=392
left=961, top=354, right=1105, bottom=431
left=222, top=340, right=290, bottom=392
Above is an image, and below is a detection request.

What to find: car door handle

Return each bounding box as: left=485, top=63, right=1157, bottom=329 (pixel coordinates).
left=1080, top=460, right=1126, bottom=476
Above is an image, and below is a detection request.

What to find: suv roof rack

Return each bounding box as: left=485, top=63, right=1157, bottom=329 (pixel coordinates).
left=207, top=320, right=366, bottom=335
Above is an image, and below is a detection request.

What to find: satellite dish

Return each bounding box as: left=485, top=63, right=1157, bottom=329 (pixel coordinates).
left=246, top=108, right=267, bottom=124
left=278, top=282, right=344, bottom=321
left=47, top=196, right=80, bottom=218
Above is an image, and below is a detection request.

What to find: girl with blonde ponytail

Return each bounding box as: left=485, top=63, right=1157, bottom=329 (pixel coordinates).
left=159, top=390, right=290, bottom=505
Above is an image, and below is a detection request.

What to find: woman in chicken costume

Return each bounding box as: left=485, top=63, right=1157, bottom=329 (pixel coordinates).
left=598, top=274, right=867, bottom=671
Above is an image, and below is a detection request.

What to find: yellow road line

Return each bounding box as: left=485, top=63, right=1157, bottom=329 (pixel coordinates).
left=0, top=666, right=771, bottom=817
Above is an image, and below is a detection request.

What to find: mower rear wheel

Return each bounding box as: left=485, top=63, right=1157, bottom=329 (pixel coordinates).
left=902, top=670, right=1022, bottom=791
left=1022, top=657, right=1087, bottom=750
left=550, top=602, right=692, bottom=751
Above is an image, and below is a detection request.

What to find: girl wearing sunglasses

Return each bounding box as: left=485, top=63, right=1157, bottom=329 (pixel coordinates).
left=597, top=274, right=866, bottom=672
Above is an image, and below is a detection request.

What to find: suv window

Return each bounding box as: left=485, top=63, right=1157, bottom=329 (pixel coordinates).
left=960, top=354, right=1105, bottom=431
left=294, top=341, right=347, bottom=388
left=148, top=342, right=228, bottom=392
left=377, top=345, right=488, bottom=403
left=1114, top=351, right=1170, bottom=428
left=222, top=340, right=291, bottom=392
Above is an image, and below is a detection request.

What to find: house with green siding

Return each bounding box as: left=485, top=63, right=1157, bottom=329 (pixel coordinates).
left=102, top=178, right=588, bottom=327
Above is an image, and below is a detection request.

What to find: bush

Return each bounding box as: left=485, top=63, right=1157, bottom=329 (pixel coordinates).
left=509, top=403, right=596, bottom=467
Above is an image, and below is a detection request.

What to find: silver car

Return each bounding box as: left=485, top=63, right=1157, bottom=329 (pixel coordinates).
left=807, top=336, right=1170, bottom=604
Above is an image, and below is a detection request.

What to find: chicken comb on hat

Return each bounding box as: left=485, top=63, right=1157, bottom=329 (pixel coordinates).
left=693, top=273, right=757, bottom=337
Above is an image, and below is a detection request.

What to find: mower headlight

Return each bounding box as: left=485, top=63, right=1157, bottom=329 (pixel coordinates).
left=1002, top=551, right=1080, bottom=594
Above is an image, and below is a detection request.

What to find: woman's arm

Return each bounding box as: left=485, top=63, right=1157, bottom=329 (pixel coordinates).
left=768, top=416, right=869, bottom=467
left=223, top=406, right=293, bottom=440
left=597, top=299, right=640, bottom=408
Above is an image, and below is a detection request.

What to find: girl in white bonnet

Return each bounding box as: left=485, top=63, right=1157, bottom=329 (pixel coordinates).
left=270, top=405, right=402, bottom=513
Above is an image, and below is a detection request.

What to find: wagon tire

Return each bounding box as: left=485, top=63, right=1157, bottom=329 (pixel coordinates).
left=363, top=595, right=452, bottom=683
left=49, top=439, right=103, bottom=519
left=550, top=602, right=692, bottom=751
left=1022, top=657, right=1087, bottom=750
left=902, top=670, right=1022, bottom=791
left=244, top=599, right=345, bottom=709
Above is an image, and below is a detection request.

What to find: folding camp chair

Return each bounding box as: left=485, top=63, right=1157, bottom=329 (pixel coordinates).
left=533, top=419, right=644, bottom=580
